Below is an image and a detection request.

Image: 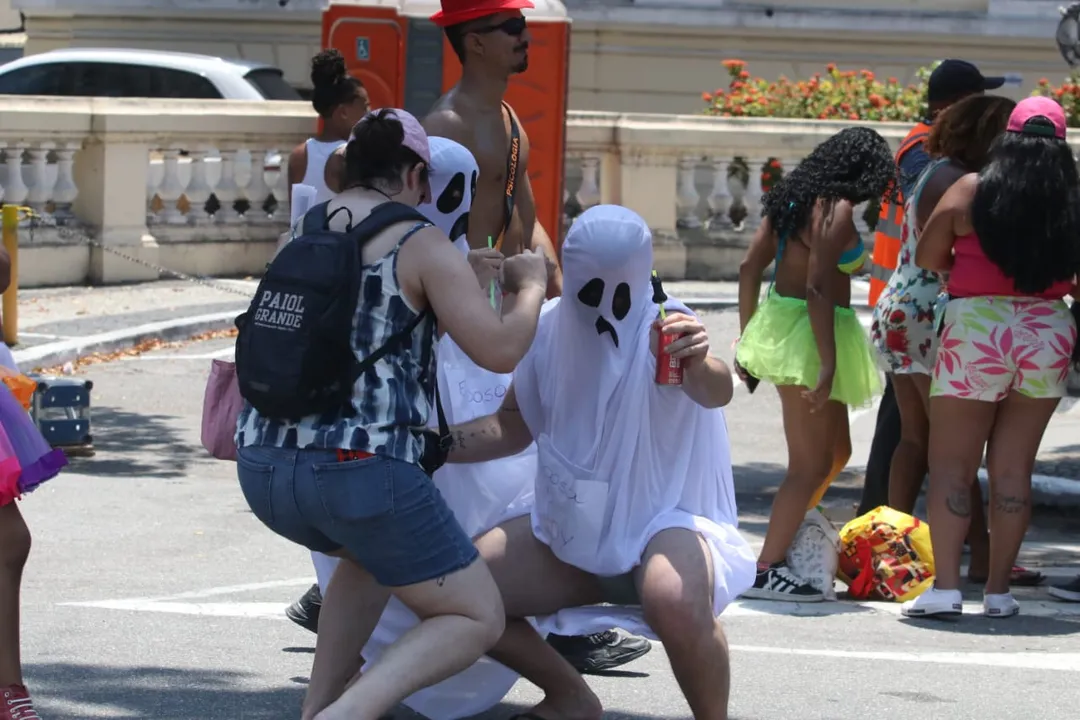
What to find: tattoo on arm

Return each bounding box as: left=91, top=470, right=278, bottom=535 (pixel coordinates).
left=451, top=430, right=467, bottom=450
left=945, top=489, right=972, bottom=518
left=993, top=493, right=1029, bottom=515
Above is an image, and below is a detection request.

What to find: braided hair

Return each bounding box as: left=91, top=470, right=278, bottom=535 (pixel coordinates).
left=310, top=49, right=363, bottom=119
left=761, top=126, right=897, bottom=241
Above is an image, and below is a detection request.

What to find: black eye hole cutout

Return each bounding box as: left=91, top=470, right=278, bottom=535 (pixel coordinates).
left=577, top=278, right=605, bottom=308
left=611, top=282, right=631, bottom=321
left=470, top=170, right=478, bottom=203
left=436, top=172, right=466, bottom=214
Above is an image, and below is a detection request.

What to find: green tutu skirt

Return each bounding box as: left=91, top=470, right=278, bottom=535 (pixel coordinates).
left=736, top=291, right=882, bottom=408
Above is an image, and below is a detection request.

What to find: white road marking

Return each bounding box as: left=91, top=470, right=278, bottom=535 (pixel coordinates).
left=60, top=578, right=1080, bottom=630
left=59, top=577, right=314, bottom=608
left=62, top=599, right=292, bottom=619
left=724, top=597, right=1080, bottom=619
left=729, top=644, right=1080, bottom=673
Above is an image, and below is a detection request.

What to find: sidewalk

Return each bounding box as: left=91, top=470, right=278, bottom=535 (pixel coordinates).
left=11, top=279, right=253, bottom=370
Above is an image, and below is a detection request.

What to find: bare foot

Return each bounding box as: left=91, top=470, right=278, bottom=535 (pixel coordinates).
left=519, top=687, right=604, bottom=720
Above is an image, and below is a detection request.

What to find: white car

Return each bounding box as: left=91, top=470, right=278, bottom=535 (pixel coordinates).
left=0, top=47, right=302, bottom=100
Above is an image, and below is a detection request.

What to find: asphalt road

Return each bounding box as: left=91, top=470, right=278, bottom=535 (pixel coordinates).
left=18, top=309, right=1080, bottom=720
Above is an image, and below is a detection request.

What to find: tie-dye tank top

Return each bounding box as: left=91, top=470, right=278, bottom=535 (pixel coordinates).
left=235, top=221, right=438, bottom=465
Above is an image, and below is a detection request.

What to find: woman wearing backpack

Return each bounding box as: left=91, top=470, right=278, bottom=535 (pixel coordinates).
left=235, top=108, right=552, bottom=720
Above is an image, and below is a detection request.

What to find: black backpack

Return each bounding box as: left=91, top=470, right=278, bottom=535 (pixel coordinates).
left=234, top=200, right=432, bottom=422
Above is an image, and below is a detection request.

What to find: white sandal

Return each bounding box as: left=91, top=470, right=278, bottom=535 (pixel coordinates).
left=983, top=592, right=1020, bottom=618
left=901, top=585, right=963, bottom=618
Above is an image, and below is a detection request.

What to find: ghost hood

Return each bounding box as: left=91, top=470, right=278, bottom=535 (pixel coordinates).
left=419, top=137, right=479, bottom=254
left=561, top=205, right=655, bottom=352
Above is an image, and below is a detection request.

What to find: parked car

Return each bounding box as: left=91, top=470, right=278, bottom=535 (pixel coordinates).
left=0, top=47, right=303, bottom=100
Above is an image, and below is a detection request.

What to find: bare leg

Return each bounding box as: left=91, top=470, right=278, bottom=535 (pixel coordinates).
left=316, top=558, right=505, bottom=720
left=909, top=374, right=990, bottom=576
left=476, top=516, right=604, bottom=720
left=302, top=553, right=389, bottom=720
left=926, top=396, right=998, bottom=590
left=637, top=528, right=728, bottom=720
left=965, top=481, right=991, bottom=581
left=0, top=502, right=30, bottom=687
left=983, top=392, right=1058, bottom=595
left=807, top=411, right=851, bottom=510
left=758, top=385, right=844, bottom=564
left=888, top=374, right=930, bottom=513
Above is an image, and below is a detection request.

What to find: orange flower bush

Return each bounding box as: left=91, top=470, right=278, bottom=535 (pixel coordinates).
left=1031, top=74, right=1080, bottom=127
left=704, top=60, right=930, bottom=122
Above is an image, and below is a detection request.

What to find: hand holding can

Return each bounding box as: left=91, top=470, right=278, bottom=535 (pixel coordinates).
left=651, top=271, right=684, bottom=386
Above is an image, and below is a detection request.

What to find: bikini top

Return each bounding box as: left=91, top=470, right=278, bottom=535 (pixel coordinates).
left=775, top=204, right=868, bottom=275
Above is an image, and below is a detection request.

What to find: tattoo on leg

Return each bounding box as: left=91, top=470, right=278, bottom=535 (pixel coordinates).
left=993, top=493, right=1029, bottom=515
left=946, top=489, right=972, bottom=518
left=436, top=576, right=446, bottom=587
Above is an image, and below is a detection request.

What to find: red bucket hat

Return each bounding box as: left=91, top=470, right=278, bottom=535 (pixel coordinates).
left=431, top=0, right=535, bottom=28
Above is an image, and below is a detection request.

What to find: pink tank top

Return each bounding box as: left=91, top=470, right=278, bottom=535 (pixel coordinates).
left=947, top=233, right=1073, bottom=300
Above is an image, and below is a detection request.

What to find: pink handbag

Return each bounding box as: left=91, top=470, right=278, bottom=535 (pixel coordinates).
left=201, top=359, right=243, bottom=461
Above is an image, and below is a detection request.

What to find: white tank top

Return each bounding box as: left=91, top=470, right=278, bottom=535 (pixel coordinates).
left=301, top=138, right=346, bottom=204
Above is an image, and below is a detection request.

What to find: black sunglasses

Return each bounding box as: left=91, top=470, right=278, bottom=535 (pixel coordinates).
left=472, top=16, right=527, bottom=37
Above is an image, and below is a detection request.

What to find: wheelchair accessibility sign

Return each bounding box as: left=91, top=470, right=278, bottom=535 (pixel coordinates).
left=356, top=37, right=371, bottom=62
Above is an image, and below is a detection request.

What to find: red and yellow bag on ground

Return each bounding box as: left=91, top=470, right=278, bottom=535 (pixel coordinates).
left=837, top=506, right=935, bottom=603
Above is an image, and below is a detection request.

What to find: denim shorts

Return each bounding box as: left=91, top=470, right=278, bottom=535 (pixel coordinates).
left=236, top=446, right=479, bottom=587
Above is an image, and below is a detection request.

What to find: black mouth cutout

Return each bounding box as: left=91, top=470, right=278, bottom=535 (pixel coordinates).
left=595, top=316, right=619, bottom=348
left=449, top=211, right=469, bottom=242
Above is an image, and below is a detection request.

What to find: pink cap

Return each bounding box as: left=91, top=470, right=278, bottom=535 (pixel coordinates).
left=1007, top=96, right=1067, bottom=140
left=353, top=108, right=433, bottom=168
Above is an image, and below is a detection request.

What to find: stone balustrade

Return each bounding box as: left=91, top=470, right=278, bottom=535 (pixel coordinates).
left=0, top=96, right=311, bottom=286
left=1, top=99, right=1049, bottom=286
left=562, top=112, right=915, bottom=280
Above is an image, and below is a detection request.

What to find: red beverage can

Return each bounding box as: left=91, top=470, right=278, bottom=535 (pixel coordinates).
left=655, top=332, right=684, bottom=385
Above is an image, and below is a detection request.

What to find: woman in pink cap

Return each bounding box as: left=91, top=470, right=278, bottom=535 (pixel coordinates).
left=904, top=96, right=1080, bottom=619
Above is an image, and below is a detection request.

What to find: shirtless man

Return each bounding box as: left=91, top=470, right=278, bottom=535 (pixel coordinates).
left=423, top=0, right=650, bottom=674
left=424, top=0, right=562, bottom=300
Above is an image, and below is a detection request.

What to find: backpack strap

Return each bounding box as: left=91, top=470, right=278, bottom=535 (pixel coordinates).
left=344, top=201, right=431, bottom=244
left=302, top=201, right=331, bottom=234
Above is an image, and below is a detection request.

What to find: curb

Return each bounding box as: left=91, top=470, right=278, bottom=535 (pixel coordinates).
left=12, top=310, right=243, bottom=372
left=682, top=297, right=738, bottom=310
left=681, top=297, right=872, bottom=311
left=977, top=469, right=1080, bottom=510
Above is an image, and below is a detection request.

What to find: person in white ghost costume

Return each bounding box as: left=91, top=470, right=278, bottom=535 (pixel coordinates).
left=446, top=204, right=756, bottom=720
left=311, top=137, right=559, bottom=719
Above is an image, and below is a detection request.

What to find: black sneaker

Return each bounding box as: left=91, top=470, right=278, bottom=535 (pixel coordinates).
left=1049, top=575, right=1080, bottom=602
left=547, top=630, right=652, bottom=674
left=741, top=563, right=825, bottom=602
left=285, top=583, right=322, bottom=633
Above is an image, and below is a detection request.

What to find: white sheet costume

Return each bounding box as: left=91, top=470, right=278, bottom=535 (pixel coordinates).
left=317, top=138, right=548, bottom=720
left=515, top=205, right=757, bottom=640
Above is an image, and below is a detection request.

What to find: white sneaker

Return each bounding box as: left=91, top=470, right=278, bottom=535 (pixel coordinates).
left=901, top=585, right=963, bottom=618
left=983, top=592, right=1020, bottom=618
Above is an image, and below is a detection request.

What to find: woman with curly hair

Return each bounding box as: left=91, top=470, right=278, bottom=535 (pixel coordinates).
left=904, top=97, right=1080, bottom=619
left=735, top=126, right=893, bottom=601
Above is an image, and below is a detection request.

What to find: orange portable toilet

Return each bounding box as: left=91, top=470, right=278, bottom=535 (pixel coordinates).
left=321, top=0, right=571, bottom=244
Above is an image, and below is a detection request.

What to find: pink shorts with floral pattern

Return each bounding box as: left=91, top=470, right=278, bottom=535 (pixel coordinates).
left=931, top=296, right=1077, bottom=402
